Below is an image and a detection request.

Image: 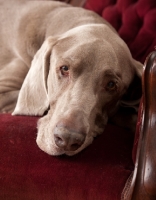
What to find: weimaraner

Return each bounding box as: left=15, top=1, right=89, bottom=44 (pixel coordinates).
left=0, top=0, right=143, bottom=155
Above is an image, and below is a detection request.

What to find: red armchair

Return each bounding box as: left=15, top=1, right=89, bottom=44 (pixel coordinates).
left=0, top=0, right=156, bottom=199
left=122, top=50, right=156, bottom=200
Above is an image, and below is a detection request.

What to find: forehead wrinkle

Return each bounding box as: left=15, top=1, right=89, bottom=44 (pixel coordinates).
left=102, top=69, right=122, bottom=79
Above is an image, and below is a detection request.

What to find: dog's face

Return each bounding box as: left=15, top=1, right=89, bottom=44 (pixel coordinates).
left=13, top=25, right=142, bottom=155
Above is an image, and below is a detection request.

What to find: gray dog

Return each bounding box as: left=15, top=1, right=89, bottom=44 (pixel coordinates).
left=0, top=0, right=142, bottom=155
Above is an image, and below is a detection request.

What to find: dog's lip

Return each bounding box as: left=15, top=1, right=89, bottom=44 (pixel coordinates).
left=58, top=147, right=77, bottom=155
left=64, top=150, right=78, bottom=156
left=57, top=145, right=81, bottom=156
left=43, top=106, right=50, bottom=116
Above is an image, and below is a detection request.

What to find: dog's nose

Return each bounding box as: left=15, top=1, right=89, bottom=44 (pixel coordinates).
left=54, top=125, right=85, bottom=151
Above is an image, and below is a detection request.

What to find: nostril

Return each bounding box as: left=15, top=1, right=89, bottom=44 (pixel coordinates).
left=70, top=143, right=81, bottom=151
left=54, top=135, right=66, bottom=148
left=55, top=136, right=63, bottom=143
left=54, top=135, right=82, bottom=151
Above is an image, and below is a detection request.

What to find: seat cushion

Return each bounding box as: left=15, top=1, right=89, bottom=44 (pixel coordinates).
left=0, top=114, right=134, bottom=200
left=84, top=0, right=156, bottom=63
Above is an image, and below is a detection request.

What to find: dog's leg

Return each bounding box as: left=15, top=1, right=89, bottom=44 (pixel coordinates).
left=0, top=91, right=19, bottom=113
left=0, top=58, right=29, bottom=113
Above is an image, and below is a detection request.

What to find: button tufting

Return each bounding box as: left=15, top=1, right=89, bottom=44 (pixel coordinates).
left=85, top=0, right=156, bottom=63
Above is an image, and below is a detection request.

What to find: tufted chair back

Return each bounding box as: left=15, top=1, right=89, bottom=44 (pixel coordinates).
left=84, top=0, right=156, bottom=63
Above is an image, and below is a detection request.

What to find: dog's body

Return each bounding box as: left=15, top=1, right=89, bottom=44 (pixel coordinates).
left=0, top=0, right=143, bottom=155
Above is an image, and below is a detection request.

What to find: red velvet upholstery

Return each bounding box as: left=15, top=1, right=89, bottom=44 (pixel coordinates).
left=85, top=0, right=156, bottom=63
left=1, top=0, right=156, bottom=199
left=0, top=114, right=133, bottom=200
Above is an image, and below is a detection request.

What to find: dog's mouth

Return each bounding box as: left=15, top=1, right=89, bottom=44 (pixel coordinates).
left=43, top=106, right=50, bottom=116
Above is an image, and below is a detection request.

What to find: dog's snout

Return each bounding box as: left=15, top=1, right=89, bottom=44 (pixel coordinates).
left=54, top=125, right=85, bottom=151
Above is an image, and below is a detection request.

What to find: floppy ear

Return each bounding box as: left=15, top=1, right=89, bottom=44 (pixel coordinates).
left=110, top=59, right=143, bottom=132
left=120, top=59, right=143, bottom=112
left=12, top=37, right=57, bottom=116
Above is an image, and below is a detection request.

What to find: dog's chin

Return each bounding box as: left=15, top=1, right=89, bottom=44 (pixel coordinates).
left=36, top=134, right=94, bottom=156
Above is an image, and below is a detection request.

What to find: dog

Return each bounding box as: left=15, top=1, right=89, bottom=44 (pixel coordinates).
left=0, top=0, right=143, bottom=156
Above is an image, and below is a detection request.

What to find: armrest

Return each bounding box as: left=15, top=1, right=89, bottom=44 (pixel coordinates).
left=122, top=51, right=156, bottom=200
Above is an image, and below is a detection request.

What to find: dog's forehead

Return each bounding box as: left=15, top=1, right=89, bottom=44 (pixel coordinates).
left=54, top=24, right=131, bottom=66
left=53, top=43, right=117, bottom=76
left=59, top=24, right=114, bottom=40
left=51, top=24, right=133, bottom=82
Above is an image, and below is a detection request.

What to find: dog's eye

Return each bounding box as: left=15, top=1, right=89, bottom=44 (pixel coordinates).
left=60, top=65, right=69, bottom=76
left=105, top=81, right=117, bottom=92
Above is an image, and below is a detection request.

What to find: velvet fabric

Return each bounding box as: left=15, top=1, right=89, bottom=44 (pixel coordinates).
left=1, top=0, right=155, bottom=199
left=84, top=0, right=156, bottom=63
left=0, top=114, right=134, bottom=200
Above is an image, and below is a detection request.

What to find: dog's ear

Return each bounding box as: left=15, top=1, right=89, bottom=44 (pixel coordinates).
left=120, top=59, right=143, bottom=111
left=12, top=37, right=57, bottom=116
left=110, top=59, right=143, bottom=132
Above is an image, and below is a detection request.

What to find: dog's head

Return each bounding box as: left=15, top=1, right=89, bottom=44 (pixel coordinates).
left=13, top=24, right=143, bottom=156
